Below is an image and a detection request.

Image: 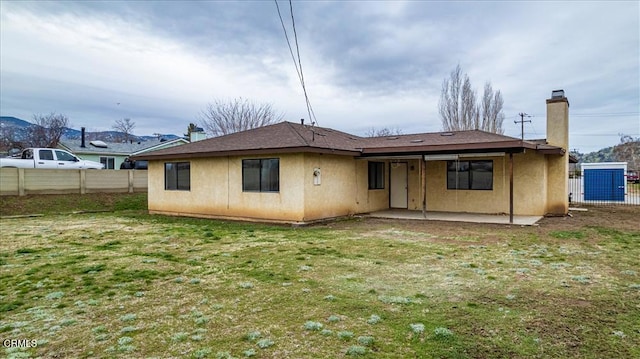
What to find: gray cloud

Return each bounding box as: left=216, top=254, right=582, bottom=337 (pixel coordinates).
left=1, top=0, right=638, bottom=152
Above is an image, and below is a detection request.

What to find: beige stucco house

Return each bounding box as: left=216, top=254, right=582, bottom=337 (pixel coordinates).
left=137, top=91, right=570, bottom=224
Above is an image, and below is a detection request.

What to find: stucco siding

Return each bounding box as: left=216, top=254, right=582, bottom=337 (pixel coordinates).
left=513, top=151, right=548, bottom=215
left=356, top=159, right=390, bottom=214
left=302, top=154, right=356, bottom=221
left=147, top=150, right=560, bottom=222
left=424, top=158, right=506, bottom=214
left=406, top=160, right=422, bottom=210
left=148, top=154, right=306, bottom=222
left=546, top=154, right=568, bottom=215
left=417, top=153, right=549, bottom=216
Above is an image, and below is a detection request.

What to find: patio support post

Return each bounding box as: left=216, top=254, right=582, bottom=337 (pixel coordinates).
left=509, top=153, right=514, bottom=224
left=421, top=157, right=427, bottom=218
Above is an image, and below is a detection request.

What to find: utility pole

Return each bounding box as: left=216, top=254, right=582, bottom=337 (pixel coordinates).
left=515, top=113, right=532, bottom=141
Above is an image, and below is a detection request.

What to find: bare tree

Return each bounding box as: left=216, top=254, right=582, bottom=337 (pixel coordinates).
left=477, top=83, right=505, bottom=134
left=113, top=118, right=136, bottom=142
left=27, top=113, right=69, bottom=148
left=613, top=134, right=640, bottom=171
left=365, top=126, right=403, bottom=137
left=200, top=97, right=284, bottom=137
left=0, top=123, right=23, bottom=151
left=438, top=65, right=505, bottom=134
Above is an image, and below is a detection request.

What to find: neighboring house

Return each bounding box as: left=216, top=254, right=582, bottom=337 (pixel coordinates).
left=59, top=131, right=189, bottom=170
left=136, top=91, right=570, bottom=224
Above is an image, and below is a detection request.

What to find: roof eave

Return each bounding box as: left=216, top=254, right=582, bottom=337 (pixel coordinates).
left=132, top=146, right=361, bottom=161
left=360, top=140, right=536, bottom=156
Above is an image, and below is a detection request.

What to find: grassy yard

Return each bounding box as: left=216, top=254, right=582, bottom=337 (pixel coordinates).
left=0, top=195, right=638, bottom=358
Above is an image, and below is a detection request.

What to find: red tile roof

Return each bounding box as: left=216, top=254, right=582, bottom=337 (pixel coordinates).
left=135, top=121, right=563, bottom=160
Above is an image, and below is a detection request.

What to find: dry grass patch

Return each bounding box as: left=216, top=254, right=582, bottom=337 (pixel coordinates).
left=1, top=207, right=638, bottom=358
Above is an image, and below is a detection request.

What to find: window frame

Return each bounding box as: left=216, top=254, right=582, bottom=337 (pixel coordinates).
left=55, top=150, right=77, bottom=162
left=38, top=149, right=54, bottom=161
left=242, top=158, right=280, bottom=193
left=368, top=161, right=385, bottom=190
left=99, top=156, right=115, bottom=169
left=447, top=160, right=493, bottom=191
left=164, top=161, right=191, bottom=191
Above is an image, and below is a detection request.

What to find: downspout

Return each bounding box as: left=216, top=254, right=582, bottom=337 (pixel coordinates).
left=509, top=153, right=514, bottom=224
left=421, top=156, right=427, bottom=218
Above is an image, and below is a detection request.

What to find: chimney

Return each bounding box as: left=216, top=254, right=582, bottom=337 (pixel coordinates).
left=546, top=89, right=569, bottom=149
left=545, top=89, right=570, bottom=216
left=81, top=127, right=86, bottom=148
left=300, top=118, right=305, bottom=125
left=189, top=127, right=206, bottom=142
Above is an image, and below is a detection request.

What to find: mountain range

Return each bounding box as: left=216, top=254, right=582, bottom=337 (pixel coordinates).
left=0, top=116, right=180, bottom=143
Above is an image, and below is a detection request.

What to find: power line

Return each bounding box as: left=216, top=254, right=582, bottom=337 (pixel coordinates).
left=523, top=112, right=638, bottom=118
left=514, top=113, right=532, bottom=141
left=274, top=0, right=318, bottom=125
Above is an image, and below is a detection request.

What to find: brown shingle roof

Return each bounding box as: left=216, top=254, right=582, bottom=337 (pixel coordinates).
left=135, top=121, right=564, bottom=160
left=135, top=122, right=364, bottom=160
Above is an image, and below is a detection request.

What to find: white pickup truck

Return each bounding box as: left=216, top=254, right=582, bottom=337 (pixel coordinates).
left=0, top=148, right=104, bottom=169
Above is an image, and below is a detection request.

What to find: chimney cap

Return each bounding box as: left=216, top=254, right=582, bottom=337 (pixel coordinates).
left=551, top=89, right=565, bottom=99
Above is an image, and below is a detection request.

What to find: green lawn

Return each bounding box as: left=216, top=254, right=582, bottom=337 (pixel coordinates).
left=0, top=198, right=638, bottom=358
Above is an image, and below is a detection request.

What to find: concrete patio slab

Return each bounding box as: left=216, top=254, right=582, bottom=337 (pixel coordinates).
left=367, top=209, right=542, bottom=226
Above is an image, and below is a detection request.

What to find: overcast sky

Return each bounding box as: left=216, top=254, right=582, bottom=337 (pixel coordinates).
left=1, top=0, right=638, bottom=153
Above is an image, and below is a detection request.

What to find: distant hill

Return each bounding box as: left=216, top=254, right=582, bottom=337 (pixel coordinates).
left=0, top=116, right=32, bottom=127
left=0, top=116, right=180, bottom=144
left=571, top=146, right=616, bottom=164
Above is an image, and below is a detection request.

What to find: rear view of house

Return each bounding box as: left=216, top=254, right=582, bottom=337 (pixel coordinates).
left=136, top=91, right=570, bottom=224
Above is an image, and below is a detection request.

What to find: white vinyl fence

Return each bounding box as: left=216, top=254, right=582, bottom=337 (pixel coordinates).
left=0, top=168, right=148, bottom=196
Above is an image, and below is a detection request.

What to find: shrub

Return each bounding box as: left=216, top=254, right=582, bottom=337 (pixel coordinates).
left=119, top=314, right=137, bottom=322
left=357, top=336, right=374, bottom=346
left=434, top=327, right=454, bottom=339
left=45, top=291, right=64, bottom=300
left=410, top=323, right=425, bottom=334
left=378, top=295, right=411, bottom=304
left=346, top=345, right=367, bottom=355
left=171, top=332, right=188, bottom=342
left=367, top=314, right=381, bottom=324
left=304, top=321, right=323, bottom=331
left=256, top=338, right=274, bottom=349
left=245, top=331, right=261, bottom=341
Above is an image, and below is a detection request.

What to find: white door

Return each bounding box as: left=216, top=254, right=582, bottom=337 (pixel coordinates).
left=54, top=150, right=81, bottom=169
left=36, top=149, right=58, bottom=169
left=390, top=162, right=408, bottom=208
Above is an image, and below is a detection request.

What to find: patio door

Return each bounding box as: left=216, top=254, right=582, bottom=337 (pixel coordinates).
left=390, top=162, right=408, bottom=208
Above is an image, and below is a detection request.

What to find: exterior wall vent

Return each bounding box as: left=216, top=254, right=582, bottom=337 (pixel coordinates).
left=410, top=139, right=424, bottom=143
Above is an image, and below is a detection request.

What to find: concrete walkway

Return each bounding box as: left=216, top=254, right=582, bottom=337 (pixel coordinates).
left=367, top=209, right=542, bottom=226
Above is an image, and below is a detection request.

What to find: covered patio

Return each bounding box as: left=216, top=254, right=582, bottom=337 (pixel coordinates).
left=367, top=209, right=543, bottom=226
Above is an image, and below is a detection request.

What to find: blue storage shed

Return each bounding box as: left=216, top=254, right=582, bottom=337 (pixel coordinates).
left=581, top=162, right=627, bottom=202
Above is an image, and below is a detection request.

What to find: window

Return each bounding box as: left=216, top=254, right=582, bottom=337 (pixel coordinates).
left=447, top=160, right=493, bottom=190
left=368, top=162, right=385, bottom=189
left=55, top=150, right=76, bottom=161
left=165, top=162, right=190, bottom=190
left=100, top=156, right=115, bottom=169
left=39, top=149, right=54, bottom=160
left=242, top=159, right=279, bottom=192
